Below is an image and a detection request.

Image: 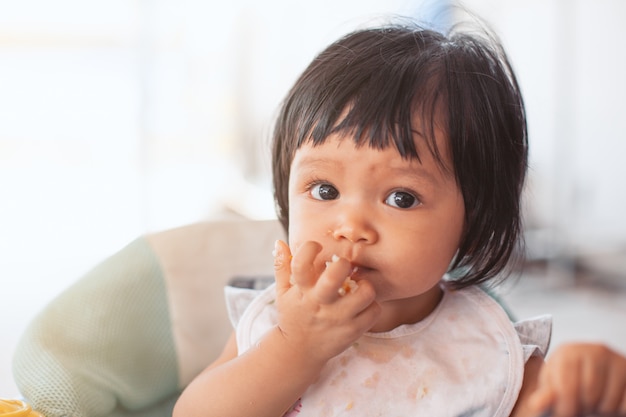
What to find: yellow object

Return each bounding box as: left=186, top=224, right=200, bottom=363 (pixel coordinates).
left=0, top=399, right=44, bottom=417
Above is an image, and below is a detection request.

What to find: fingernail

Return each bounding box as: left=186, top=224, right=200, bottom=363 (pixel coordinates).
left=272, top=240, right=279, bottom=257
left=273, top=240, right=285, bottom=269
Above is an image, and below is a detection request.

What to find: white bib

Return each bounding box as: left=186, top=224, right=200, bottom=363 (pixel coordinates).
left=227, top=282, right=551, bottom=417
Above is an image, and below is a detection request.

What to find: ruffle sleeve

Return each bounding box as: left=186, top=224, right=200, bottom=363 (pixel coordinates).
left=514, top=315, right=553, bottom=362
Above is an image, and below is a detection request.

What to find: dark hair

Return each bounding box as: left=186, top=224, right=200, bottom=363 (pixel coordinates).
left=271, top=23, right=528, bottom=288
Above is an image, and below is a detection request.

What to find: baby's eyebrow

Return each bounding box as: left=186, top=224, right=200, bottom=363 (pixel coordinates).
left=295, top=154, right=443, bottom=187
left=386, top=162, right=443, bottom=186
left=291, top=155, right=336, bottom=170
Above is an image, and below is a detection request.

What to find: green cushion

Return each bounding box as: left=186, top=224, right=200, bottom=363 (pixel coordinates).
left=12, top=237, right=178, bottom=417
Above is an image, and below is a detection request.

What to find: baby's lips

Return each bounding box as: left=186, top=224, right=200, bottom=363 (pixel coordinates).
left=324, top=254, right=356, bottom=267
left=324, top=254, right=363, bottom=278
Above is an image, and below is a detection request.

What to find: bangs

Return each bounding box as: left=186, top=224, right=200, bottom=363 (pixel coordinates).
left=290, top=27, right=450, bottom=170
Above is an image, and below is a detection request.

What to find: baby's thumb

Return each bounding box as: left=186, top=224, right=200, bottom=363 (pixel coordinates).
left=273, top=239, right=292, bottom=292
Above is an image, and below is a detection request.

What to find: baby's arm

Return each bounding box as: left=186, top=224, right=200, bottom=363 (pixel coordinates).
left=512, top=343, right=626, bottom=417
left=173, top=326, right=326, bottom=417
left=173, top=240, right=380, bottom=417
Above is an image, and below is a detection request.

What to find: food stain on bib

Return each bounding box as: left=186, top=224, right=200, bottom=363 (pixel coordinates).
left=406, top=381, right=430, bottom=401
left=362, top=371, right=380, bottom=388
left=329, top=370, right=348, bottom=386
left=353, top=339, right=413, bottom=364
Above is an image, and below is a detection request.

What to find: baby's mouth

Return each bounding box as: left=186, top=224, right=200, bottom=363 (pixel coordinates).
left=349, top=264, right=373, bottom=281
left=339, top=264, right=375, bottom=296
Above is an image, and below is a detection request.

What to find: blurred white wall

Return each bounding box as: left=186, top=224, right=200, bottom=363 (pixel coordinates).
left=459, top=0, right=626, bottom=261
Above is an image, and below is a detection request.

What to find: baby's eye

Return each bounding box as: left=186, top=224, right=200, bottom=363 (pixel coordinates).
left=385, top=190, right=419, bottom=209
left=310, top=183, right=339, bottom=200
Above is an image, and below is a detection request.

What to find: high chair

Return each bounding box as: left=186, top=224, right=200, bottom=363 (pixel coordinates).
left=12, top=219, right=285, bottom=417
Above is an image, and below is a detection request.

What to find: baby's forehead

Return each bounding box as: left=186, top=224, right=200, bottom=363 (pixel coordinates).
left=296, top=126, right=455, bottom=178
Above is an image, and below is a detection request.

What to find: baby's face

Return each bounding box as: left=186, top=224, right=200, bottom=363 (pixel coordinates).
left=287, top=130, right=465, bottom=326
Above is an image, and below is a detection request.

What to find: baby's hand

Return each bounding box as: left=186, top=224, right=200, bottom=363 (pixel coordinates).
left=529, top=343, right=626, bottom=417
left=273, top=240, right=380, bottom=364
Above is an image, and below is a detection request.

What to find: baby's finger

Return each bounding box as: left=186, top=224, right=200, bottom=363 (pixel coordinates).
left=344, top=279, right=377, bottom=313
left=550, top=353, right=581, bottom=417
left=290, top=241, right=323, bottom=289
left=597, top=356, right=626, bottom=415
left=273, top=239, right=293, bottom=294
left=528, top=387, right=555, bottom=416
left=528, top=362, right=557, bottom=415
left=315, top=255, right=354, bottom=304
left=580, top=346, right=608, bottom=414
left=352, top=298, right=381, bottom=334
left=334, top=279, right=380, bottom=336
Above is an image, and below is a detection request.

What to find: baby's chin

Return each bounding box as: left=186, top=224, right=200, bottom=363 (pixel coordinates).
left=371, top=276, right=444, bottom=301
